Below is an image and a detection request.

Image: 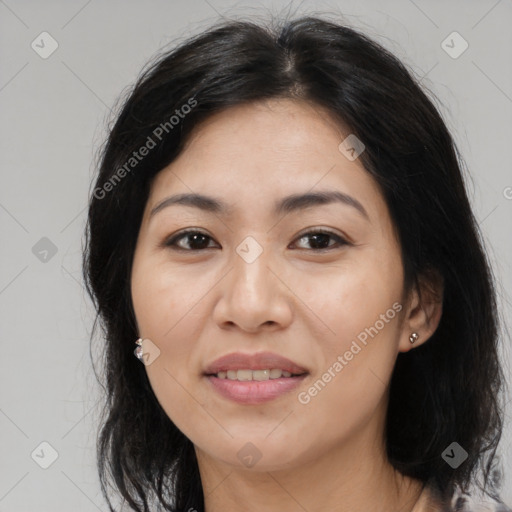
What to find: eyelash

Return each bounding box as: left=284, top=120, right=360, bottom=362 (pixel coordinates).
left=163, top=228, right=350, bottom=252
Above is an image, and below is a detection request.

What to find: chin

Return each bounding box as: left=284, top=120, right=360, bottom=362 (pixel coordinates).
left=204, top=437, right=307, bottom=472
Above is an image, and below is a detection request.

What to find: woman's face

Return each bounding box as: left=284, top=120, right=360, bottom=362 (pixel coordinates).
left=131, top=99, right=415, bottom=472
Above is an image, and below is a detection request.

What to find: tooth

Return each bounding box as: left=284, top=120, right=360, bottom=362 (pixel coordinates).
left=269, top=368, right=283, bottom=379
left=218, top=369, right=297, bottom=380
left=253, top=369, right=270, bottom=381
left=237, top=369, right=253, bottom=381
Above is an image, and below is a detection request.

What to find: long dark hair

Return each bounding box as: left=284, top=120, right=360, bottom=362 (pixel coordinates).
left=82, top=13, right=507, bottom=512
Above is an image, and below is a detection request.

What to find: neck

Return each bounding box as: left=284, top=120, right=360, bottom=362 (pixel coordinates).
left=195, top=405, right=430, bottom=512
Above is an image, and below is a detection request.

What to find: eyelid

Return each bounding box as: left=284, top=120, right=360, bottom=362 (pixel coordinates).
left=162, top=228, right=217, bottom=251
left=292, top=228, right=350, bottom=250
left=294, top=226, right=348, bottom=241
left=163, top=227, right=351, bottom=251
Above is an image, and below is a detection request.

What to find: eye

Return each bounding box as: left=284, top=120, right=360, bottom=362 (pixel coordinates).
left=164, top=228, right=349, bottom=252
left=290, top=229, right=350, bottom=251
left=164, top=229, right=218, bottom=251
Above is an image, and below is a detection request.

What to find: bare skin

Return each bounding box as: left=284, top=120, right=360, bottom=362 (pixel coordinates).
left=130, top=98, right=444, bottom=512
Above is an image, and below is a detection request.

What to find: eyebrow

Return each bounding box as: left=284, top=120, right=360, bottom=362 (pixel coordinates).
left=149, top=190, right=369, bottom=221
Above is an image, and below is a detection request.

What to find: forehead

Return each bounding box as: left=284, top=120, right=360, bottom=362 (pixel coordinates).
left=146, top=99, right=387, bottom=225
left=181, top=98, right=348, bottom=158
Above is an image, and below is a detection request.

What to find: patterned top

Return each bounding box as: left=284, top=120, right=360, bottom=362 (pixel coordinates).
left=412, top=484, right=512, bottom=512
left=448, top=487, right=512, bottom=512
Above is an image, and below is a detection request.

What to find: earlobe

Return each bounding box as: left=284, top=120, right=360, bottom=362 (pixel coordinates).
left=409, top=332, right=419, bottom=344
left=399, top=330, right=422, bottom=353
left=398, top=269, right=444, bottom=353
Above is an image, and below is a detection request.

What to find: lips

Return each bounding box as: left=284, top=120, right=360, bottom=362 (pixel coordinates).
left=203, top=351, right=308, bottom=376
left=206, top=373, right=308, bottom=404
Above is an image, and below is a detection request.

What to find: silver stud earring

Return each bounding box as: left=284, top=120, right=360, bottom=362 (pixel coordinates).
left=134, top=338, right=143, bottom=360
left=409, top=332, right=419, bottom=344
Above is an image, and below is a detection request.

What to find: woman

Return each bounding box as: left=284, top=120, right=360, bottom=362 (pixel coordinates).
left=82, top=14, right=511, bottom=512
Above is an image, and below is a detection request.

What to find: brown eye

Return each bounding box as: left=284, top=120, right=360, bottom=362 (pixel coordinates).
left=291, top=230, right=349, bottom=251
left=163, top=228, right=350, bottom=252
left=164, top=230, right=218, bottom=251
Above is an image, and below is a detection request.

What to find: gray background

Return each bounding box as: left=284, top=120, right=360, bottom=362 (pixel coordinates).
left=1, top=0, right=511, bottom=510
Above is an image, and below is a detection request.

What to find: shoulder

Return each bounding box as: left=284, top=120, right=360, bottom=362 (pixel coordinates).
left=448, top=487, right=512, bottom=512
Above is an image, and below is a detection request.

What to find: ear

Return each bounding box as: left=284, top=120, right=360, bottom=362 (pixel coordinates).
left=398, top=268, right=444, bottom=353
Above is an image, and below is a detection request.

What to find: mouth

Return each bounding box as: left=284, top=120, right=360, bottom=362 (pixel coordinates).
left=203, top=351, right=309, bottom=404
left=203, top=350, right=309, bottom=376
left=204, top=371, right=308, bottom=404
left=205, top=368, right=307, bottom=380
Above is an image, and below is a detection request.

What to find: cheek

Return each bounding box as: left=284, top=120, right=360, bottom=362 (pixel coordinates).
left=309, top=251, right=403, bottom=356
left=131, top=260, right=208, bottom=435
left=295, top=254, right=402, bottom=415
left=131, top=255, right=203, bottom=340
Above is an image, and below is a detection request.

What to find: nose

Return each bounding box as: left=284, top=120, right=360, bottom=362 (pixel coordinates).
left=212, top=246, right=293, bottom=333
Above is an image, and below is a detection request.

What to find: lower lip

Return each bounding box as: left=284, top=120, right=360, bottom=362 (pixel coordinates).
left=205, top=374, right=308, bottom=404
